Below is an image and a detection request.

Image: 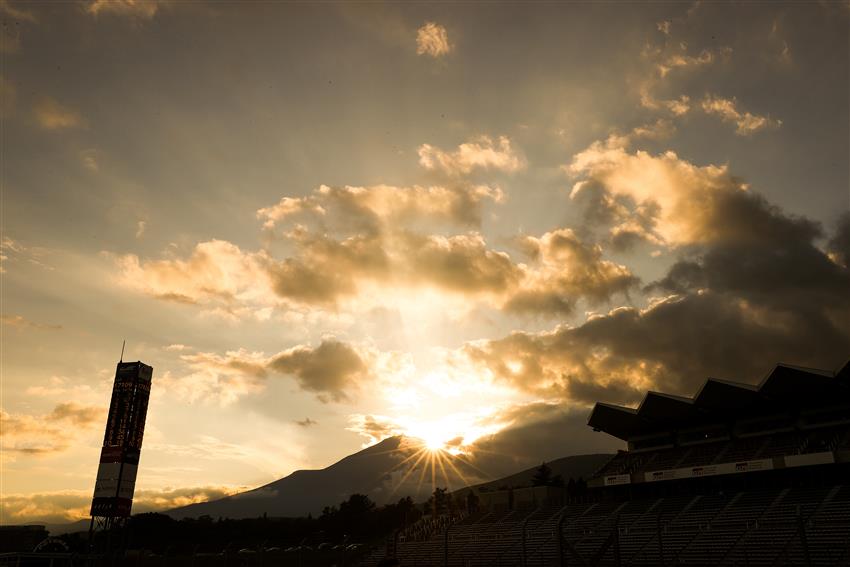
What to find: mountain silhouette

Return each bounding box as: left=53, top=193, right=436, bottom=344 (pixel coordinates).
left=456, top=453, right=612, bottom=494
left=167, top=436, right=611, bottom=520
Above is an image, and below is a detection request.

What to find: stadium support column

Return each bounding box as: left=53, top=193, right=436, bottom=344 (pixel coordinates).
left=797, top=506, right=811, bottom=567
left=558, top=513, right=566, bottom=567
left=613, top=514, right=621, bottom=567
left=657, top=512, right=664, bottom=567
left=521, top=517, right=528, bottom=567
left=443, top=522, right=451, bottom=567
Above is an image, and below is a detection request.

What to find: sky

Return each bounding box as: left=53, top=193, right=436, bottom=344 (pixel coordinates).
left=1, top=0, right=849, bottom=524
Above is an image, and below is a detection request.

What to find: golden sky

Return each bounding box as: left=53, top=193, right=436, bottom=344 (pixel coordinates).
left=1, top=0, right=849, bottom=524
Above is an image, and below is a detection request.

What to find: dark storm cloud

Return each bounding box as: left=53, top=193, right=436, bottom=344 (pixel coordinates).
left=827, top=213, right=850, bottom=269
left=175, top=340, right=374, bottom=405
left=469, top=403, right=618, bottom=477
left=269, top=340, right=370, bottom=403
left=505, top=228, right=638, bottom=314
left=468, top=144, right=850, bottom=405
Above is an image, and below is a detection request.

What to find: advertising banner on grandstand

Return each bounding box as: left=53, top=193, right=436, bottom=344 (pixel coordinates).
left=644, top=458, right=773, bottom=483
left=603, top=474, right=631, bottom=486
left=784, top=452, right=834, bottom=468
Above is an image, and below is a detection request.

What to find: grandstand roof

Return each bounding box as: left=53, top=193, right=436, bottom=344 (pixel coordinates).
left=588, top=361, right=850, bottom=441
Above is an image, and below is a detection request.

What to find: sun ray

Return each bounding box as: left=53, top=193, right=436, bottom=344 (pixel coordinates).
left=435, top=451, right=453, bottom=492
left=385, top=446, right=428, bottom=473
left=430, top=452, right=436, bottom=494
left=450, top=452, right=494, bottom=480
left=388, top=448, right=430, bottom=498
left=416, top=450, right=432, bottom=496
left=443, top=453, right=473, bottom=488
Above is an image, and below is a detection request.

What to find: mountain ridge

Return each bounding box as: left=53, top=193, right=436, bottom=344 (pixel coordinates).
left=166, top=436, right=611, bottom=520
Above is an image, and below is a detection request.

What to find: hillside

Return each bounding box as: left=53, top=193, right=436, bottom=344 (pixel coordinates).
left=454, top=453, right=612, bottom=495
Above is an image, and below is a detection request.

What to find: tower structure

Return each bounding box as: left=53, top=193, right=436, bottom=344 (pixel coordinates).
left=89, top=360, right=153, bottom=538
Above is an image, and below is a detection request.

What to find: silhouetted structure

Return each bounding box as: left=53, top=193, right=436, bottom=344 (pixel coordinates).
left=361, top=360, right=850, bottom=566
left=89, top=360, right=153, bottom=538
left=0, top=525, right=48, bottom=553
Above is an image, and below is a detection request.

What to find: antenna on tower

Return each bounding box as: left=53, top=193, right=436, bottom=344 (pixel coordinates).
left=120, top=340, right=126, bottom=363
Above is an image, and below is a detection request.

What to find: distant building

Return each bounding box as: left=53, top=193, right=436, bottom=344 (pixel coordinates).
left=0, top=525, right=48, bottom=552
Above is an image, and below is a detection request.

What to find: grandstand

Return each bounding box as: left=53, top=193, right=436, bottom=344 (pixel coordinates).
left=361, top=361, right=850, bottom=566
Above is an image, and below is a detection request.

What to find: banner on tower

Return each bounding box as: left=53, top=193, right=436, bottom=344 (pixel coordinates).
left=90, top=361, right=153, bottom=518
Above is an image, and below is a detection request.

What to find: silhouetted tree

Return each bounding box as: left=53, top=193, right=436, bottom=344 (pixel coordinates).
left=532, top=462, right=553, bottom=486
left=465, top=490, right=480, bottom=513
left=426, top=487, right=449, bottom=516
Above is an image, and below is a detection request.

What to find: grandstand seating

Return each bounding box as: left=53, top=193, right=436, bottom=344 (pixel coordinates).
left=360, top=484, right=850, bottom=566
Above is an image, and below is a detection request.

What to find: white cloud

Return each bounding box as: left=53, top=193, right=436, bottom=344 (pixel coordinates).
left=85, top=0, right=163, bottom=19
left=111, top=240, right=275, bottom=315
left=0, top=404, right=104, bottom=456
left=416, top=22, right=451, bottom=57
left=701, top=94, right=782, bottom=135
left=568, top=142, right=746, bottom=246
left=418, top=136, right=526, bottom=175
left=32, top=97, right=84, bottom=130
left=80, top=149, right=100, bottom=172
left=0, top=485, right=247, bottom=524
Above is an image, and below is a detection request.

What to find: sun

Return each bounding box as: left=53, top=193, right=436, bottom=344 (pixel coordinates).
left=421, top=433, right=450, bottom=453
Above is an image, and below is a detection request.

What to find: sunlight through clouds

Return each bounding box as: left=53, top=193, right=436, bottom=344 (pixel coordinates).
left=3, top=0, right=847, bottom=522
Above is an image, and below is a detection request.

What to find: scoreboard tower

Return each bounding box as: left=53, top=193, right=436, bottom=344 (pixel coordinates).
left=89, top=360, right=153, bottom=536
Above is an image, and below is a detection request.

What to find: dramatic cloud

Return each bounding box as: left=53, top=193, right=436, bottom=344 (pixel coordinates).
left=112, top=239, right=274, bottom=316
left=638, top=25, right=732, bottom=117
left=827, top=213, right=850, bottom=269
left=0, top=403, right=104, bottom=455
left=418, top=136, right=526, bottom=176
left=402, top=232, right=520, bottom=294
left=655, top=48, right=724, bottom=78
left=568, top=143, right=779, bottom=247
left=122, top=180, right=633, bottom=316
left=0, top=485, right=246, bottom=524
left=701, top=94, right=782, bottom=135
left=269, top=340, right=371, bottom=403
left=258, top=183, right=503, bottom=231
left=465, top=288, right=848, bottom=409
left=85, top=0, right=163, bottom=19
left=32, top=97, right=84, bottom=130
left=467, top=141, right=850, bottom=407
left=347, top=414, right=403, bottom=447
left=158, top=350, right=270, bottom=406
left=416, top=22, right=451, bottom=58
left=469, top=402, right=619, bottom=476
left=162, top=340, right=374, bottom=405
left=506, top=228, right=637, bottom=314
left=639, top=91, right=691, bottom=116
